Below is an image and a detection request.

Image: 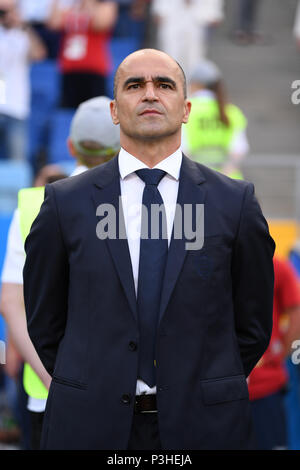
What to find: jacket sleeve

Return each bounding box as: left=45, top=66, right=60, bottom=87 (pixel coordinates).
left=23, top=184, right=69, bottom=376
left=231, top=182, right=275, bottom=377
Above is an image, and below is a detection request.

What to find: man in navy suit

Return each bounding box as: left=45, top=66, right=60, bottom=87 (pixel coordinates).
left=23, top=49, right=275, bottom=450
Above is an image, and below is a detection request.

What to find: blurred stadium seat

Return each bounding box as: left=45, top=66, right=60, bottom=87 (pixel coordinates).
left=28, top=60, right=61, bottom=167
left=30, top=60, right=60, bottom=112
left=285, top=358, right=300, bottom=450
left=0, top=213, right=12, bottom=342
left=47, top=108, right=75, bottom=164
left=0, top=161, right=32, bottom=215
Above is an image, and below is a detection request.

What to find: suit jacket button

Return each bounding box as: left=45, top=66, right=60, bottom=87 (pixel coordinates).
left=129, top=341, right=137, bottom=351
left=121, top=394, right=131, bottom=405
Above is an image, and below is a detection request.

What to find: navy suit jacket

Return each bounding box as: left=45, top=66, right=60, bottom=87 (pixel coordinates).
left=23, top=154, right=275, bottom=450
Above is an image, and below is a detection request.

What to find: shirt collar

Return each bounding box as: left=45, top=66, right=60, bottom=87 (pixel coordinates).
left=118, top=147, right=182, bottom=181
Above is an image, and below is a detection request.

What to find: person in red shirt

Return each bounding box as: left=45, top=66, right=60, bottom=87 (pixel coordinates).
left=47, top=0, right=118, bottom=108
left=248, top=256, right=300, bottom=449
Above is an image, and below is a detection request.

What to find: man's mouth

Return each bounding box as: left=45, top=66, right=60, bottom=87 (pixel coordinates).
left=140, top=109, right=162, bottom=116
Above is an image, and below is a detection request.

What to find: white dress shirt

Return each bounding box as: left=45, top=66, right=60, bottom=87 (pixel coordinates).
left=118, top=147, right=182, bottom=395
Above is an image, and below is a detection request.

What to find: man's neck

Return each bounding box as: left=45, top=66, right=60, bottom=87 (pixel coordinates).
left=120, top=136, right=182, bottom=168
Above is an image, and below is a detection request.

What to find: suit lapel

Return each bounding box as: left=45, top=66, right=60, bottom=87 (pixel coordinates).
left=91, top=156, right=138, bottom=322
left=159, top=155, right=207, bottom=324
left=90, top=154, right=206, bottom=325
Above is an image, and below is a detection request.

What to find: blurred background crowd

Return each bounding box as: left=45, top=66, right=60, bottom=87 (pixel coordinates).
left=0, top=0, right=300, bottom=451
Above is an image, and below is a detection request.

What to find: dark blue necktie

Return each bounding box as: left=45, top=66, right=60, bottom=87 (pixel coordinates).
left=135, top=169, right=168, bottom=387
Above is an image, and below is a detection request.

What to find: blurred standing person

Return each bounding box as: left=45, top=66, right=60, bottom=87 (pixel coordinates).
left=47, top=0, right=118, bottom=108
left=248, top=257, right=300, bottom=450
left=0, top=0, right=46, bottom=161
left=151, top=0, right=224, bottom=78
left=18, top=0, right=61, bottom=59
left=233, top=0, right=263, bottom=45
left=182, top=59, right=249, bottom=179
left=0, top=96, right=120, bottom=449
left=0, top=164, right=67, bottom=449
left=294, top=0, right=300, bottom=51
left=112, top=0, right=149, bottom=46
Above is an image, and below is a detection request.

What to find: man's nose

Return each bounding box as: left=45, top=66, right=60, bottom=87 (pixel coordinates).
left=142, top=82, right=158, bottom=101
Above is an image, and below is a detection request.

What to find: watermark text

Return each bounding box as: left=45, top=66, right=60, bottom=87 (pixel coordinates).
left=96, top=198, right=204, bottom=251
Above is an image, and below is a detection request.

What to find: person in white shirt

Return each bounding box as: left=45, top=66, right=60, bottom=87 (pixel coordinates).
left=151, top=0, right=224, bottom=78
left=0, top=0, right=46, bottom=161
left=0, top=95, right=120, bottom=449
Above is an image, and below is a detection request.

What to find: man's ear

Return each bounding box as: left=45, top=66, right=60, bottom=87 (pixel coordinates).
left=182, top=100, right=192, bottom=124
left=67, top=138, right=76, bottom=158
left=110, top=100, right=120, bottom=125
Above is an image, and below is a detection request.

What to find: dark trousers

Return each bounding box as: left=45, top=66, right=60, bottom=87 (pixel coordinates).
left=238, top=0, right=260, bottom=33
left=29, top=411, right=44, bottom=450
left=60, top=72, right=106, bottom=109
left=127, top=412, right=162, bottom=450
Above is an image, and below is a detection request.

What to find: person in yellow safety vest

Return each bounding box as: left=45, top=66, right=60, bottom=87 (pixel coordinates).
left=0, top=164, right=67, bottom=449
left=0, top=96, right=120, bottom=449
left=182, top=59, right=249, bottom=180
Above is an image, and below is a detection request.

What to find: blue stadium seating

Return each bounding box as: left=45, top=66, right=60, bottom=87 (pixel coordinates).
left=28, top=60, right=61, bottom=167
left=284, top=251, right=300, bottom=450
left=284, top=358, right=300, bottom=449
left=0, top=213, right=13, bottom=341
left=30, top=59, right=60, bottom=113
left=47, top=109, right=75, bottom=164
left=0, top=161, right=32, bottom=215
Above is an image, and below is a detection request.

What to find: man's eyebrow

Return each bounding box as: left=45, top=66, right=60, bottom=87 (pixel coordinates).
left=123, top=76, right=177, bottom=88
left=153, top=76, right=177, bottom=88
left=123, top=77, right=145, bottom=88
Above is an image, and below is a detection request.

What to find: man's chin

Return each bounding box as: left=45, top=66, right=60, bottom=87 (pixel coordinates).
left=130, top=127, right=177, bottom=142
